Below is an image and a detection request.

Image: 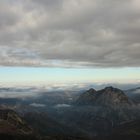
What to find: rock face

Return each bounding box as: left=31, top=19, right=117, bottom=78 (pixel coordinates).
left=76, top=86, right=134, bottom=107
left=0, top=109, right=33, bottom=135
left=73, top=87, right=140, bottom=136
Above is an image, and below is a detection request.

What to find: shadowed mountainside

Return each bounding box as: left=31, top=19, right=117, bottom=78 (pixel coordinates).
left=0, top=86, right=140, bottom=140
left=76, top=86, right=134, bottom=107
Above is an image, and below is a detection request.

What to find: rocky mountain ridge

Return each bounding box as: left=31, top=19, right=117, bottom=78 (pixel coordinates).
left=76, top=86, right=134, bottom=107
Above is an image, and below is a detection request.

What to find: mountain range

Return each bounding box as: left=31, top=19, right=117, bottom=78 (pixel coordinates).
left=76, top=86, right=134, bottom=107
left=0, top=86, right=140, bottom=140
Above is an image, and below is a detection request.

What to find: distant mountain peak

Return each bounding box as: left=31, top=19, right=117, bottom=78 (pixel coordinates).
left=76, top=86, right=134, bottom=107
left=103, top=86, right=122, bottom=92
left=86, top=88, right=96, bottom=93
left=105, top=86, right=116, bottom=90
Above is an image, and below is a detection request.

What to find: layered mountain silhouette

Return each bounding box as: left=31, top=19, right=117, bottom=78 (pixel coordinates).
left=0, top=86, right=140, bottom=140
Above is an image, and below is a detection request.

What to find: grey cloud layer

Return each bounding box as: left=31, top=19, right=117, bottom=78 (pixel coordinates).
left=0, top=0, right=140, bottom=67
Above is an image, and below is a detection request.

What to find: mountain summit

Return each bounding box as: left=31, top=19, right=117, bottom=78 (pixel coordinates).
left=76, top=86, right=134, bottom=107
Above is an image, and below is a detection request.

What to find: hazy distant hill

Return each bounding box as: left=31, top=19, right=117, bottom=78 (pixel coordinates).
left=125, top=87, right=140, bottom=103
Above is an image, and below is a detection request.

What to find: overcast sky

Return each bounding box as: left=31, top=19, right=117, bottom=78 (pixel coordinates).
left=0, top=0, right=140, bottom=85
left=0, top=0, right=140, bottom=68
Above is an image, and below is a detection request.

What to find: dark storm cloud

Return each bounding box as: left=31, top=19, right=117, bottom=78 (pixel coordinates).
left=0, top=0, right=140, bottom=67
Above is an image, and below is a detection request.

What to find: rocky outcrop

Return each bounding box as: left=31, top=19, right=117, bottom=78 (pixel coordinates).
left=0, top=109, right=33, bottom=135
left=76, top=86, right=134, bottom=107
